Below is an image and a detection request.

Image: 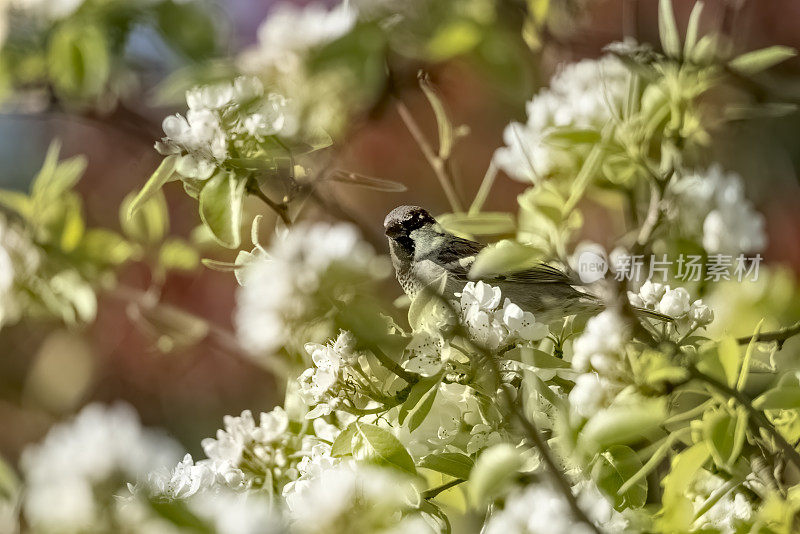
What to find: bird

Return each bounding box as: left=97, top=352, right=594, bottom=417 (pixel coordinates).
left=383, top=205, right=667, bottom=325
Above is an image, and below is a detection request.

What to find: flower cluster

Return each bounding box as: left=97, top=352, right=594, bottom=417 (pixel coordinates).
left=484, top=480, right=626, bottom=534
left=20, top=403, right=182, bottom=533
left=234, top=222, right=388, bottom=357
left=158, top=77, right=287, bottom=180
left=283, top=459, right=427, bottom=534
left=668, top=165, right=767, bottom=255
left=239, top=2, right=358, bottom=138
left=628, top=280, right=714, bottom=329
left=494, top=55, right=629, bottom=182
left=297, top=331, right=361, bottom=418
left=456, top=281, right=549, bottom=350
left=0, top=215, right=39, bottom=328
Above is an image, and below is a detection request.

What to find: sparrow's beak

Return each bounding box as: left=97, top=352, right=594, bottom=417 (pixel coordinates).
left=384, top=223, right=404, bottom=238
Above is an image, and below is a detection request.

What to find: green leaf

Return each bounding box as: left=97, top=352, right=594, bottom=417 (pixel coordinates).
left=199, top=171, right=246, bottom=249
left=703, top=409, right=747, bottom=469
left=737, top=319, right=764, bottom=390
left=398, top=373, right=441, bottom=426
left=0, top=190, right=32, bottom=219
left=468, top=240, right=541, bottom=279
left=159, top=239, right=200, bottom=272
left=437, top=212, right=515, bottom=235
left=753, top=387, right=800, bottom=411
left=419, top=73, right=456, bottom=160
left=47, top=23, right=110, bottom=98
left=581, top=400, right=666, bottom=449
left=148, top=498, right=213, bottom=533
left=0, top=455, right=19, bottom=501
left=717, top=336, right=741, bottom=387
left=59, top=195, right=85, bottom=252
left=419, top=452, right=474, bottom=480
left=156, top=1, right=217, bottom=60
left=658, top=0, right=681, bottom=58
left=469, top=444, right=523, bottom=504
left=544, top=128, right=602, bottom=146
left=426, top=18, right=483, bottom=61
left=128, top=156, right=179, bottom=220
left=121, top=190, right=169, bottom=245
left=331, top=423, right=358, bottom=457
left=683, top=1, right=704, bottom=59
left=658, top=442, right=710, bottom=532
left=502, top=346, right=570, bottom=369
left=592, top=445, right=647, bottom=510
left=327, top=170, right=408, bottom=192
left=80, top=229, right=138, bottom=265
left=407, top=275, right=452, bottom=332
left=351, top=423, right=417, bottom=475
left=729, top=46, right=796, bottom=75
left=32, top=142, right=86, bottom=201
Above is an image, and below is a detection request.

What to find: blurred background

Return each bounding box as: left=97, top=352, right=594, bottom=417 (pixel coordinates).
left=2, top=0, right=799, bottom=464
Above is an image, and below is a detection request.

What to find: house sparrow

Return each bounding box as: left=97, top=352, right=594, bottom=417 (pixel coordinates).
left=383, top=205, right=603, bottom=324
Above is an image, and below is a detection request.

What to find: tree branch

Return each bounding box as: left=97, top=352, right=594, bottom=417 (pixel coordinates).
left=395, top=101, right=464, bottom=213
left=736, top=321, right=800, bottom=347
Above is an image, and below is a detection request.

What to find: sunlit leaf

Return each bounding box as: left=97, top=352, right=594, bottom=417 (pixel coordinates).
left=729, top=46, right=796, bottom=75
left=351, top=422, right=417, bottom=475
left=420, top=452, right=474, bottom=480
left=128, top=156, right=179, bottom=220
left=199, top=171, right=246, bottom=249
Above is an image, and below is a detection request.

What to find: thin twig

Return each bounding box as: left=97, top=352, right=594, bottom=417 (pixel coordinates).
left=736, top=321, right=800, bottom=347
left=246, top=182, right=293, bottom=226
left=689, top=366, right=800, bottom=470
left=423, top=479, right=466, bottom=499
left=395, top=101, right=464, bottom=213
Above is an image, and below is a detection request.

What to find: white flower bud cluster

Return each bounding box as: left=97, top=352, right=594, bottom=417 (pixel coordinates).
left=495, top=55, right=629, bottom=183
left=234, top=222, right=387, bottom=356
left=456, top=281, right=549, bottom=350
left=0, top=215, right=39, bottom=328
left=297, top=331, right=360, bottom=418
left=240, top=2, right=357, bottom=74
left=20, top=403, right=182, bottom=532
left=149, top=406, right=338, bottom=503
left=668, top=165, right=766, bottom=255
left=158, top=76, right=287, bottom=180
left=628, top=280, right=714, bottom=328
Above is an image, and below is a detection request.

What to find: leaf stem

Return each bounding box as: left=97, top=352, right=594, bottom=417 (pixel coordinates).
left=246, top=182, right=292, bottom=226
left=396, top=101, right=464, bottom=213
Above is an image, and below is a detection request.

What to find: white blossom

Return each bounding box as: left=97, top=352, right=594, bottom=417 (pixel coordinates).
left=484, top=480, right=625, bottom=534
left=239, top=2, right=357, bottom=74
left=20, top=403, right=182, bottom=532
left=283, top=459, right=422, bottom=534
left=158, top=76, right=287, bottom=179
left=457, top=281, right=548, bottom=350
left=11, top=0, right=84, bottom=20
left=495, top=55, right=628, bottom=182
left=297, top=331, right=360, bottom=418
left=571, top=310, right=629, bottom=374
left=668, top=165, right=766, bottom=254
left=569, top=372, right=618, bottom=418
left=234, top=222, right=386, bottom=356
left=657, top=287, right=691, bottom=317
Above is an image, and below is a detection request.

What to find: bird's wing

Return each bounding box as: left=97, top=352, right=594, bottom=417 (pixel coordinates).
left=431, top=235, right=577, bottom=285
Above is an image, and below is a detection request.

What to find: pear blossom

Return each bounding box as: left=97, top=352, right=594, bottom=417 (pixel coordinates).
left=668, top=165, right=766, bottom=254
left=234, top=222, right=387, bottom=356
left=457, top=281, right=548, bottom=350
left=484, top=480, right=626, bottom=534
left=20, top=403, right=182, bottom=532
left=657, top=287, right=691, bottom=317
left=157, top=76, right=288, bottom=180
left=495, top=55, right=629, bottom=182
left=568, top=372, right=618, bottom=418
left=571, top=310, right=629, bottom=374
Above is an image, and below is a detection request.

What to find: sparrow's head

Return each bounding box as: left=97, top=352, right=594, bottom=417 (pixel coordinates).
left=384, top=205, right=437, bottom=239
